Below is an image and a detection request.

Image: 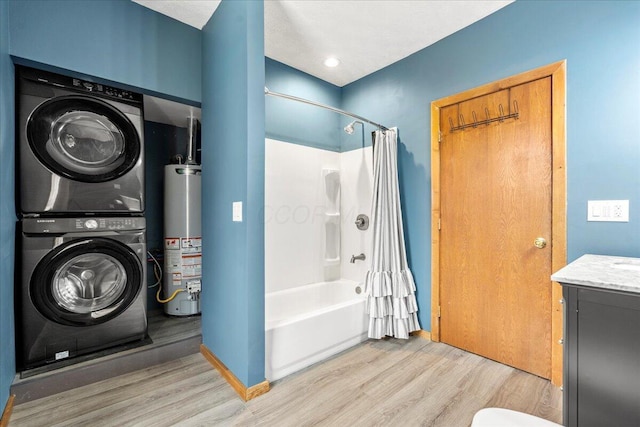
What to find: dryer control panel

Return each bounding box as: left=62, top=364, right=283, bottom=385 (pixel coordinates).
left=22, top=217, right=146, bottom=234
left=17, top=65, right=143, bottom=105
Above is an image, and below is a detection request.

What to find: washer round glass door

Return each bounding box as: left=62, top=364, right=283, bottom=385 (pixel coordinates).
left=31, top=238, right=142, bottom=326
left=27, top=95, right=140, bottom=183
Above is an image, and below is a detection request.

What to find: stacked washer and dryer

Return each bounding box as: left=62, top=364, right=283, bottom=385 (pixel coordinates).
left=15, top=66, right=148, bottom=372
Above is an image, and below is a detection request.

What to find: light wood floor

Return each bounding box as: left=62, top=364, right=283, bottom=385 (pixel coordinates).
left=9, top=337, right=562, bottom=427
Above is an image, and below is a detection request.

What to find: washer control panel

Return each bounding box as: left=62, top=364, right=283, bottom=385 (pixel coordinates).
left=23, top=217, right=146, bottom=233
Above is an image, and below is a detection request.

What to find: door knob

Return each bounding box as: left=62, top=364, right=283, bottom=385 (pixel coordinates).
left=534, top=237, right=547, bottom=249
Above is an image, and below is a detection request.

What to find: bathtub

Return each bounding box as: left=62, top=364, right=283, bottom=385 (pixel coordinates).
left=265, top=279, right=368, bottom=381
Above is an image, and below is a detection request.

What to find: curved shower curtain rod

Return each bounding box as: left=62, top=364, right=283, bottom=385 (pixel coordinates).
left=264, top=87, right=389, bottom=131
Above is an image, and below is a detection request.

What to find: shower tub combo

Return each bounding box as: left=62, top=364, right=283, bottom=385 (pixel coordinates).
left=265, top=279, right=368, bottom=381
left=264, top=133, right=373, bottom=381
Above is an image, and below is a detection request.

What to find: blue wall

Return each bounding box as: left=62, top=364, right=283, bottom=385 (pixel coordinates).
left=266, top=58, right=342, bottom=151
left=341, top=0, right=640, bottom=330
left=201, top=0, right=266, bottom=387
left=0, top=0, right=16, bottom=413
left=8, top=0, right=202, bottom=103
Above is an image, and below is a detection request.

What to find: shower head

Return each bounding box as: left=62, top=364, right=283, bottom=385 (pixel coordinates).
left=344, top=120, right=363, bottom=135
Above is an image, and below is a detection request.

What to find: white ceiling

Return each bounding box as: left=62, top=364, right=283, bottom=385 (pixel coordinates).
left=134, top=0, right=513, bottom=87
left=133, top=0, right=221, bottom=30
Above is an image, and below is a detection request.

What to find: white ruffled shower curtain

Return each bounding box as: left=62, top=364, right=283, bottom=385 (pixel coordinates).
left=364, top=128, right=420, bottom=339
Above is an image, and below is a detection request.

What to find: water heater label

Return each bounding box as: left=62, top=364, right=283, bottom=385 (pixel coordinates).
left=165, top=238, right=180, bottom=250
left=182, top=254, right=202, bottom=278
left=181, top=237, right=202, bottom=253
left=165, top=237, right=202, bottom=283
left=171, top=272, right=182, bottom=286
left=166, top=251, right=182, bottom=272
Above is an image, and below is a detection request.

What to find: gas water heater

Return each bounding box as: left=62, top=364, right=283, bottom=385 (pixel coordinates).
left=162, top=117, right=201, bottom=316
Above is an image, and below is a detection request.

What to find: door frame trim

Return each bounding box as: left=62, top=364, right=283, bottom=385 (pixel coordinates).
left=430, top=60, right=566, bottom=385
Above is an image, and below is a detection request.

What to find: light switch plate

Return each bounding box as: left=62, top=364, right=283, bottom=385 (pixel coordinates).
left=233, top=201, right=243, bottom=222
left=587, top=200, right=629, bottom=222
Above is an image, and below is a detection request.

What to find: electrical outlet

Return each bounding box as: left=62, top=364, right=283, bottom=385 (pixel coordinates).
left=587, top=200, right=629, bottom=222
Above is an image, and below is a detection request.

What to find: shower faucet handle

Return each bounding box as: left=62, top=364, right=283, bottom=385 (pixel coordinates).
left=355, top=214, right=369, bottom=230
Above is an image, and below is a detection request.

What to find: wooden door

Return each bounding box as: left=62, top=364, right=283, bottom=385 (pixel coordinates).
left=438, top=77, right=552, bottom=379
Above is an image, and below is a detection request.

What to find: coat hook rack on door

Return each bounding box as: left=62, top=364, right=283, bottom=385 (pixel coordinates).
left=449, top=100, right=519, bottom=133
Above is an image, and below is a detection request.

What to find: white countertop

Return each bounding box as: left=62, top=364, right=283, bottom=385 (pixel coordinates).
left=551, top=254, right=640, bottom=295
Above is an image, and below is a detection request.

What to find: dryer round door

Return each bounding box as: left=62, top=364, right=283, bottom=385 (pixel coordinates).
left=27, top=95, right=141, bottom=183
left=30, top=237, right=143, bottom=326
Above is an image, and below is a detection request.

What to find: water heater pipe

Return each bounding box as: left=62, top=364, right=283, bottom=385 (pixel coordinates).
left=186, top=115, right=198, bottom=165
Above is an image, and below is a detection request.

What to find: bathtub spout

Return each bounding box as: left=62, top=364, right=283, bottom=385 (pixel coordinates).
left=350, top=253, right=366, bottom=263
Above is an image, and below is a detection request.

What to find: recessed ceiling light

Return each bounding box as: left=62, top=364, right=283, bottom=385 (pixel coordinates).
left=324, top=57, right=340, bottom=68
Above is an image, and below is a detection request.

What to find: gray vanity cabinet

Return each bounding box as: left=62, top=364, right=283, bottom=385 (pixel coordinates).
left=562, top=285, right=640, bottom=427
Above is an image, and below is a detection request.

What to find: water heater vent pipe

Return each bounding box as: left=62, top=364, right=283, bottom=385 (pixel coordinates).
left=186, top=114, right=199, bottom=165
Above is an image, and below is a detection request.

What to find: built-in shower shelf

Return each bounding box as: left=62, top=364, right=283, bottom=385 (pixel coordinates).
left=322, top=168, right=340, bottom=267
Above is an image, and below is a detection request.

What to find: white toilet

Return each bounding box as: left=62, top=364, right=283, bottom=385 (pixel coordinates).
left=471, top=408, right=562, bottom=427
